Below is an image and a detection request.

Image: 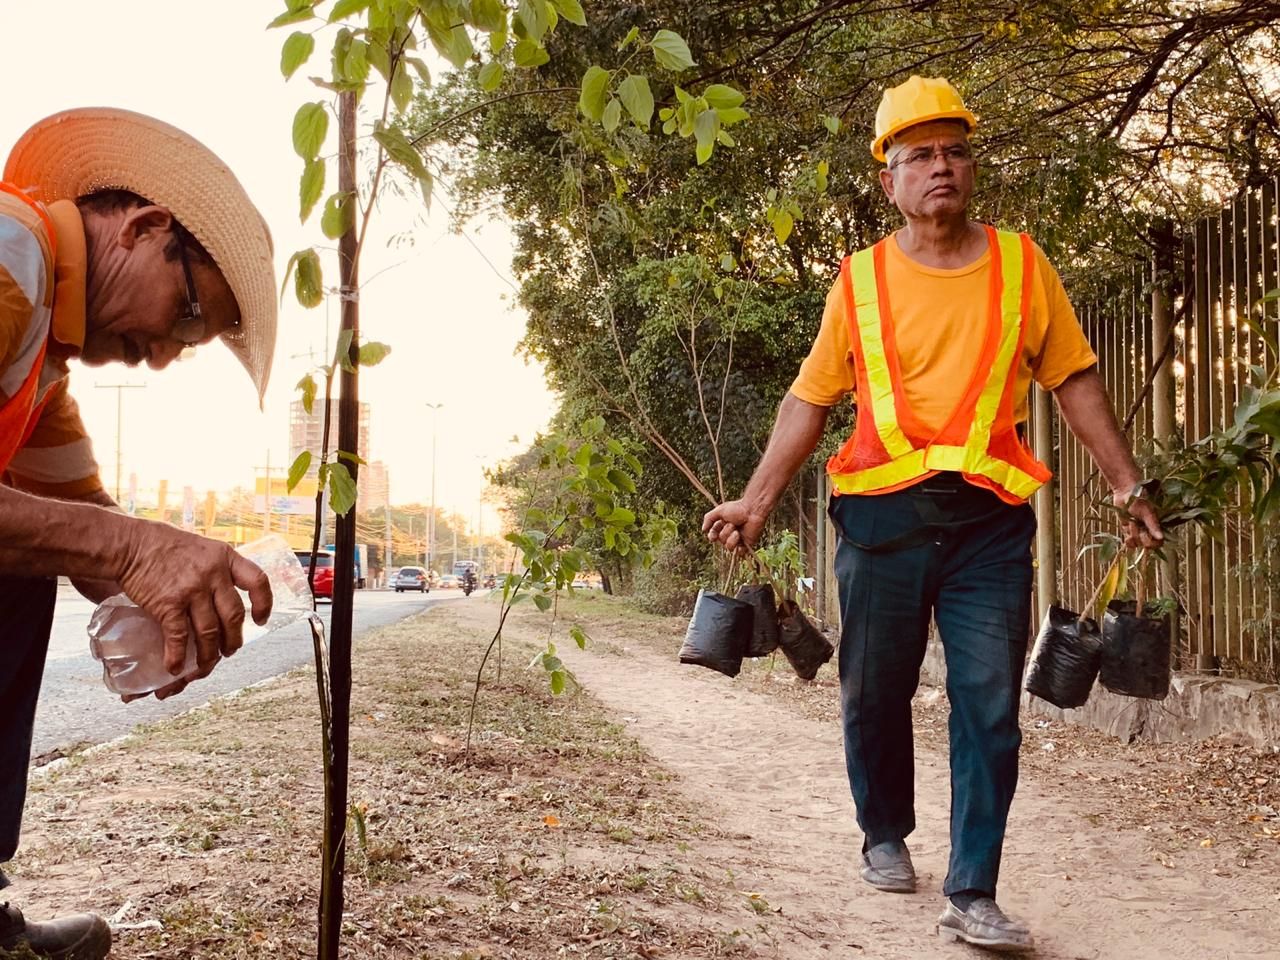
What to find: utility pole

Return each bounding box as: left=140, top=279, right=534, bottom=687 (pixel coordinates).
left=425, top=402, right=443, bottom=573
left=384, top=499, right=392, bottom=586
left=474, top=454, right=487, bottom=571
left=255, top=451, right=281, bottom=534
left=93, top=382, right=145, bottom=502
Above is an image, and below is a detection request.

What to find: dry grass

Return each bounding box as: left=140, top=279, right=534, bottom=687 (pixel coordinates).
left=11, top=603, right=780, bottom=959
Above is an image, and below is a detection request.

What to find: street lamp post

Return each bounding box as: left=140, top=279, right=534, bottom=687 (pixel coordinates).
left=474, top=453, right=488, bottom=572
left=425, top=402, right=444, bottom=575
left=94, top=382, right=145, bottom=502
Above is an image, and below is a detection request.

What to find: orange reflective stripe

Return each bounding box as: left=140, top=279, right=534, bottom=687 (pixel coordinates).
left=958, top=228, right=1022, bottom=454
left=0, top=182, right=56, bottom=473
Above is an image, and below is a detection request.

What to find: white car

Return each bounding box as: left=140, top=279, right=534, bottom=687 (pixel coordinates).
left=393, top=566, right=429, bottom=593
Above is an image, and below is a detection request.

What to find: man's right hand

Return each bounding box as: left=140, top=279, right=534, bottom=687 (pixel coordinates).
left=113, top=519, right=273, bottom=676
left=702, top=500, right=768, bottom=554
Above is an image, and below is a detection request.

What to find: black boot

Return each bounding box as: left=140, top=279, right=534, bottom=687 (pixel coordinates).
left=0, top=902, right=110, bottom=959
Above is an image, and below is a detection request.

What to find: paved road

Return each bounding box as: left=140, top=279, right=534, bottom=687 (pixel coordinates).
left=33, top=586, right=464, bottom=757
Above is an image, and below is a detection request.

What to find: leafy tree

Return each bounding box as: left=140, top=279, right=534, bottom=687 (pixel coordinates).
left=415, top=0, right=1280, bottom=550
left=268, top=3, right=744, bottom=956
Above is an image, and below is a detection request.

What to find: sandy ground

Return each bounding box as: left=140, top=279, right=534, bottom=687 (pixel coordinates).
left=8, top=594, right=1278, bottom=959
left=523, top=596, right=1280, bottom=960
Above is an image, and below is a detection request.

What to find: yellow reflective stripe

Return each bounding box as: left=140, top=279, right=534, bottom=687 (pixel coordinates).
left=832, top=449, right=1043, bottom=500
left=922, top=444, right=967, bottom=471
left=850, top=247, right=913, bottom=458
left=924, top=445, right=1043, bottom=500
left=829, top=449, right=928, bottom=493
left=964, top=453, right=1043, bottom=500
left=965, top=229, right=1023, bottom=451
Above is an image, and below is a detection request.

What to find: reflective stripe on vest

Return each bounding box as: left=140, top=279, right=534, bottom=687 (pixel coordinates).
left=827, top=225, right=1051, bottom=504
left=0, top=182, right=57, bottom=474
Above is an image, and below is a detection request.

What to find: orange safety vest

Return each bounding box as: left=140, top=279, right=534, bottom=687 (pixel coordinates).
left=826, top=225, right=1051, bottom=505
left=0, top=182, right=57, bottom=474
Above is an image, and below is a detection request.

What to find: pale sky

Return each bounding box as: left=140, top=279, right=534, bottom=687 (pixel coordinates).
left=0, top=0, right=556, bottom=523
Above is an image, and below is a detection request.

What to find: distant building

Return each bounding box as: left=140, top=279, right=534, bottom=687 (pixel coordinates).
left=289, top=399, right=386, bottom=508
left=362, top=460, right=390, bottom=509
left=289, top=399, right=369, bottom=470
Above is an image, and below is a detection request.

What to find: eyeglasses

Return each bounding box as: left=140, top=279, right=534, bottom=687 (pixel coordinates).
left=172, top=231, right=205, bottom=347
left=890, top=144, right=974, bottom=170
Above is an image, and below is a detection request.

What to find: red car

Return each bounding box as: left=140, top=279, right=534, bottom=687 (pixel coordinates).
left=294, top=550, right=335, bottom=600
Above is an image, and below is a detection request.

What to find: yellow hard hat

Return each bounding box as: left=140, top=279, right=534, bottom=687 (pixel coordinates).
left=870, top=76, right=977, bottom=162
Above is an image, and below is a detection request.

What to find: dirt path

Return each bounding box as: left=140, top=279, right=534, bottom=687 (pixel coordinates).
left=521, top=601, right=1280, bottom=960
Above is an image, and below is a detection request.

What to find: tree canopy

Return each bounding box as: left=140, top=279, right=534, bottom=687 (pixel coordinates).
left=410, top=0, right=1280, bottom=558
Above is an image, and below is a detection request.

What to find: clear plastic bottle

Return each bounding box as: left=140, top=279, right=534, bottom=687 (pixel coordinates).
left=88, top=534, right=316, bottom=696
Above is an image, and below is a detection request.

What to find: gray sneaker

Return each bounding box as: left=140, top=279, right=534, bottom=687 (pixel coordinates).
left=860, top=840, right=916, bottom=893
left=938, top=898, right=1033, bottom=953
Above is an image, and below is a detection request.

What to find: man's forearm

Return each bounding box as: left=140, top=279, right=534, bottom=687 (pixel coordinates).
left=0, top=485, right=131, bottom=580
left=740, top=392, right=832, bottom=512
left=77, top=488, right=121, bottom=511
left=1052, top=367, right=1144, bottom=495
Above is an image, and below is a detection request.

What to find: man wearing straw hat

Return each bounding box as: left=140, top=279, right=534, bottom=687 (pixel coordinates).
left=703, top=77, right=1163, bottom=952
left=0, top=108, right=277, bottom=958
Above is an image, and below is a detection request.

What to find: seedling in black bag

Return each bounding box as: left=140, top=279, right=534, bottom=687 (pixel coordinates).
left=735, top=582, right=781, bottom=658
left=679, top=589, right=753, bottom=677
left=1027, top=542, right=1175, bottom=708
left=679, top=554, right=753, bottom=677
left=1025, top=606, right=1103, bottom=709
left=756, top=531, right=833, bottom=680
left=1024, top=554, right=1121, bottom=710
left=1098, top=549, right=1174, bottom=700
left=731, top=553, right=783, bottom=658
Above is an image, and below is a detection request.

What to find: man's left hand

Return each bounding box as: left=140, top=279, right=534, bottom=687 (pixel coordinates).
left=1115, top=489, right=1164, bottom=550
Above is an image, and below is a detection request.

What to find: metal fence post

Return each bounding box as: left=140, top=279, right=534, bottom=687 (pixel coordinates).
left=1033, top=385, right=1057, bottom=619
left=815, top=469, right=827, bottom=629
left=1151, top=235, right=1184, bottom=667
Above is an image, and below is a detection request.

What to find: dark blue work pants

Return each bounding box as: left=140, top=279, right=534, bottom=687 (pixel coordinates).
left=0, top=576, right=57, bottom=890
left=830, top=475, right=1035, bottom=898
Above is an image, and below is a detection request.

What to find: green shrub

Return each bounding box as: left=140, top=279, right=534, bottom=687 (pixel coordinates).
left=631, top=538, right=710, bottom=616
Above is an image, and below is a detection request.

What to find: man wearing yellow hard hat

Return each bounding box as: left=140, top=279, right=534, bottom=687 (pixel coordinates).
left=0, top=108, right=278, bottom=959
left=705, top=77, right=1161, bottom=951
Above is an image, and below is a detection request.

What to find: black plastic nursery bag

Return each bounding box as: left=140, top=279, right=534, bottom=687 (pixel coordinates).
left=1024, top=605, right=1103, bottom=709
left=777, top=602, right=834, bottom=681
left=1100, top=601, right=1171, bottom=700
left=735, top=583, right=780, bottom=657
left=679, top=588, right=752, bottom=677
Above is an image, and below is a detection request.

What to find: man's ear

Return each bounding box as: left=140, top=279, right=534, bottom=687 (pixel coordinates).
left=879, top=168, right=896, bottom=204
left=115, top=205, right=173, bottom=250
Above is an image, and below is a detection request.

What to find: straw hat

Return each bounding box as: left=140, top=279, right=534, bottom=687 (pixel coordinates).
left=4, top=108, right=276, bottom=402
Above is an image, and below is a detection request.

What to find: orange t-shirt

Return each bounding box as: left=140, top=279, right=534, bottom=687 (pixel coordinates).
left=790, top=231, right=1096, bottom=429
